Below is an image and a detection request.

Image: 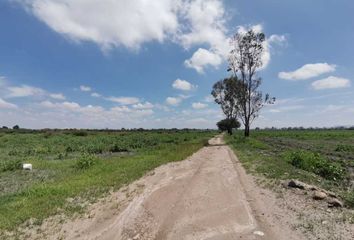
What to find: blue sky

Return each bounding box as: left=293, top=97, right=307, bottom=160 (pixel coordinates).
left=0, top=0, right=353, bottom=129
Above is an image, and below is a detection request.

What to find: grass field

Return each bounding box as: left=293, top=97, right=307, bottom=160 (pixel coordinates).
left=226, top=129, right=354, bottom=207
left=0, top=129, right=215, bottom=232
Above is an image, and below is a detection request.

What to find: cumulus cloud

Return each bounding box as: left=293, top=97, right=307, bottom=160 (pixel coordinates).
left=5, top=84, right=66, bottom=101
left=268, top=34, right=287, bottom=46
left=20, top=0, right=180, bottom=51
left=91, top=92, right=101, bottom=98
left=311, top=76, right=351, bottom=90
left=18, top=1, right=286, bottom=73
left=132, top=102, right=154, bottom=109
left=166, top=97, right=182, bottom=106
left=180, top=0, right=229, bottom=73
left=40, top=100, right=81, bottom=111
left=172, top=79, right=195, bottom=91
left=106, top=96, right=140, bottom=105
left=184, top=48, right=223, bottom=73
left=49, top=93, right=66, bottom=100
left=19, top=0, right=230, bottom=72
left=179, top=0, right=227, bottom=51
left=279, top=63, right=336, bottom=81
left=7, top=85, right=45, bottom=98
left=192, top=102, right=207, bottom=109
left=204, top=95, right=214, bottom=103
left=80, top=85, right=92, bottom=92
left=0, top=98, right=18, bottom=109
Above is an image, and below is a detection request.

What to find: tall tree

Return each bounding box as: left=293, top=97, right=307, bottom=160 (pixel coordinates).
left=227, top=29, right=275, bottom=137
left=211, top=76, right=241, bottom=120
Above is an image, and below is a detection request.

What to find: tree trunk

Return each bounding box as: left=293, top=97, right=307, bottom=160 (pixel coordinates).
left=244, top=124, right=250, bottom=137
left=227, top=127, right=233, bottom=135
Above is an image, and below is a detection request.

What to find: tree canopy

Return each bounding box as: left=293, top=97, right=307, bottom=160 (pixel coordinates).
left=216, top=118, right=241, bottom=135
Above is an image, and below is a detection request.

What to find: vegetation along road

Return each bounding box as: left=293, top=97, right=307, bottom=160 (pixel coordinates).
left=13, top=135, right=305, bottom=240
left=1, top=129, right=354, bottom=239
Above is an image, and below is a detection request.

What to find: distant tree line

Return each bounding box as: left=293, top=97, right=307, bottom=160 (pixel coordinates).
left=254, top=126, right=354, bottom=131
left=0, top=127, right=217, bottom=134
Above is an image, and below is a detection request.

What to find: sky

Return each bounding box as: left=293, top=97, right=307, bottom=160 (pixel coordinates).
left=0, top=0, right=353, bottom=129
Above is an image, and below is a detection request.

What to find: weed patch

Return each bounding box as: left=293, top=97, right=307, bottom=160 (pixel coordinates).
left=75, top=154, right=99, bottom=170
left=287, top=150, right=345, bottom=181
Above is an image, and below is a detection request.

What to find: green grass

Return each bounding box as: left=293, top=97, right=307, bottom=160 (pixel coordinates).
left=226, top=129, right=354, bottom=207
left=0, top=129, right=215, bottom=232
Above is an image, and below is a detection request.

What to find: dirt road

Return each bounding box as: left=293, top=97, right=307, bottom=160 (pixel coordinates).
left=32, top=136, right=303, bottom=240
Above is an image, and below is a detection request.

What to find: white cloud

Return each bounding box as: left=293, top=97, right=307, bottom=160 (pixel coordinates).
left=19, top=1, right=285, bottom=74
left=40, top=100, right=80, bottom=111
left=0, top=98, right=18, bottom=109
left=172, top=79, right=195, bottom=91
left=3, top=82, right=66, bottom=101
left=184, top=48, right=222, bottom=73
left=91, top=92, right=101, bottom=98
left=166, top=97, right=182, bottom=106
left=7, top=85, right=45, bottom=97
left=204, top=95, right=214, bottom=103
left=7, top=85, right=45, bottom=98
left=181, top=0, right=229, bottom=73
left=80, top=85, right=91, bottom=92
left=311, top=76, right=351, bottom=90
left=192, top=102, right=208, bottom=109
left=49, top=93, right=66, bottom=100
left=21, top=0, right=180, bottom=50
left=106, top=96, right=140, bottom=105
left=268, top=34, right=287, bottom=46
left=110, top=106, right=154, bottom=117
left=279, top=63, right=336, bottom=81
left=132, top=102, right=154, bottom=109
left=180, top=0, right=228, bottom=53
left=20, top=0, right=229, bottom=73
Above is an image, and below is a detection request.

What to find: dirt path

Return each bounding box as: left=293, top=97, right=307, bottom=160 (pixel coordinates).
left=27, top=136, right=304, bottom=240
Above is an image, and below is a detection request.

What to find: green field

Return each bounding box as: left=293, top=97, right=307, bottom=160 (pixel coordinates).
left=226, top=129, right=354, bottom=207
left=0, top=129, right=215, bottom=232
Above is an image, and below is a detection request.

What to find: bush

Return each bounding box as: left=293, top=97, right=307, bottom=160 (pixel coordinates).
left=109, top=144, right=129, bottom=152
left=343, top=191, right=354, bottom=208
left=288, top=150, right=345, bottom=180
left=83, top=144, right=103, bottom=154
left=65, top=146, right=74, bottom=153
left=72, top=131, right=88, bottom=137
left=75, top=154, right=99, bottom=170
left=335, top=144, right=353, bottom=152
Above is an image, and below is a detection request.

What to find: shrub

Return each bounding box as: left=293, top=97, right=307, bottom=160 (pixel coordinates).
left=335, top=144, right=353, bottom=152
left=288, top=150, right=345, bottom=180
left=84, top=144, right=103, bottom=154
left=75, top=153, right=99, bottom=170
left=72, top=131, right=88, bottom=137
left=343, top=191, right=354, bottom=208
left=65, top=146, right=74, bottom=153
left=109, top=144, right=129, bottom=152
left=202, top=139, right=210, bottom=147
